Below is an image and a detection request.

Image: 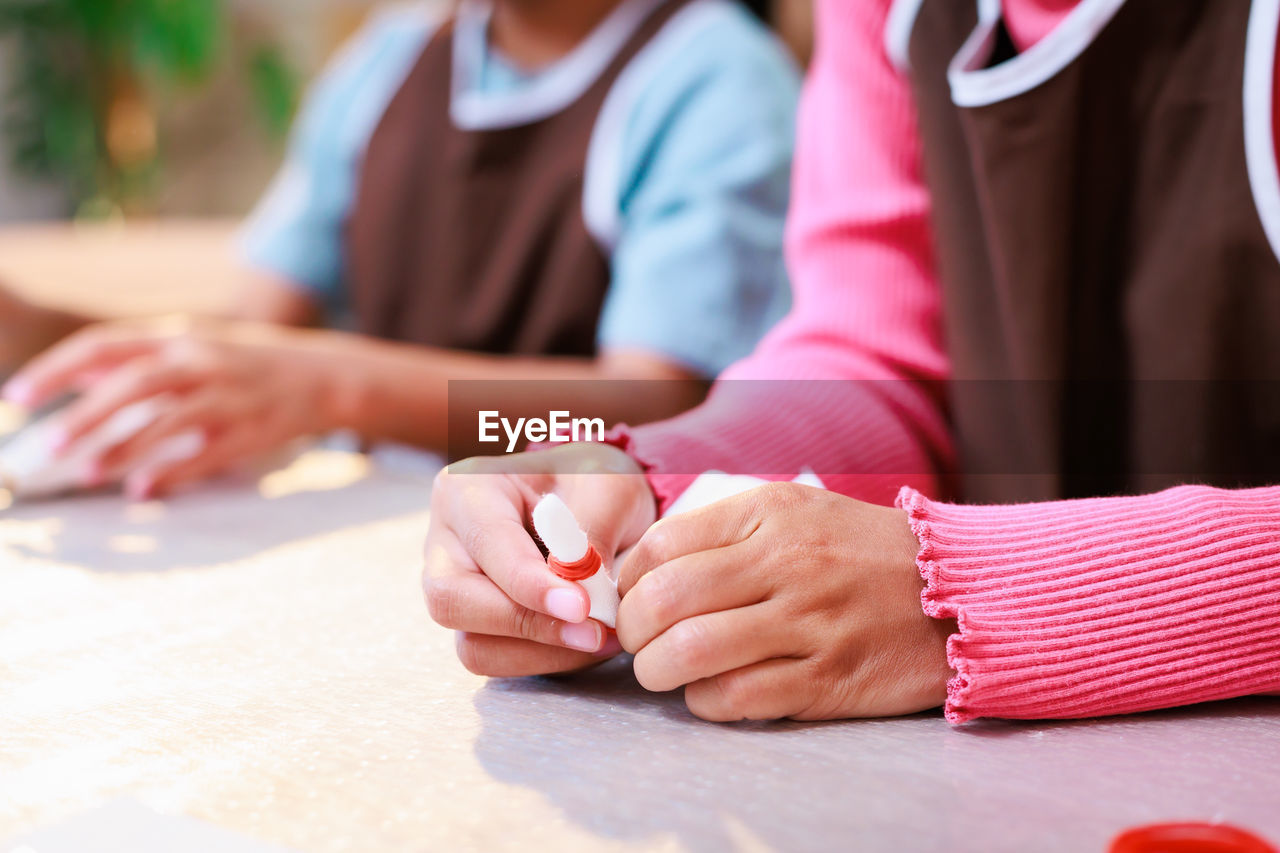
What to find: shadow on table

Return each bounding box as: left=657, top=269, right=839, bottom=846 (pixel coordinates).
left=472, top=663, right=1280, bottom=851
left=471, top=659, right=946, bottom=851
left=0, top=463, right=433, bottom=573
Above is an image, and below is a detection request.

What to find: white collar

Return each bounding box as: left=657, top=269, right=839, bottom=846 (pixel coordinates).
left=450, top=0, right=669, bottom=130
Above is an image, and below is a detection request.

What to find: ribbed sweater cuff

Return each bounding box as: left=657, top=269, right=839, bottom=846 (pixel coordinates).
left=896, top=485, right=1280, bottom=724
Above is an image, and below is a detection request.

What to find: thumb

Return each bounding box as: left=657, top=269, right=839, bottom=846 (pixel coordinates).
left=446, top=441, right=656, bottom=573
left=559, top=471, right=655, bottom=572
left=510, top=442, right=656, bottom=570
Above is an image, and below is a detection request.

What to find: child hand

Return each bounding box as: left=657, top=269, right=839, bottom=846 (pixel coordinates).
left=1, top=316, right=346, bottom=497
left=616, top=482, right=955, bottom=722
left=423, top=443, right=655, bottom=676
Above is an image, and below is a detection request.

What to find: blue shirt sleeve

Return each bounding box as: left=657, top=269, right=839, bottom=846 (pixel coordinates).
left=596, top=4, right=800, bottom=378
left=237, top=10, right=435, bottom=311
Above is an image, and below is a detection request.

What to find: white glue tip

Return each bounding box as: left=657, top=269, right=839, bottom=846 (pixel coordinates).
left=532, top=493, right=589, bottom=563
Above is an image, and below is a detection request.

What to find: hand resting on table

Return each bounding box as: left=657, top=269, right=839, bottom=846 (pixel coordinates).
left=1, top=316, right=352, bottom=498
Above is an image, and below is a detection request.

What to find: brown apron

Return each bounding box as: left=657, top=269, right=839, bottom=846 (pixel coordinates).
left=909, top=0, right=1280, bottom=502
left=346, top=0, right=691, bottom=357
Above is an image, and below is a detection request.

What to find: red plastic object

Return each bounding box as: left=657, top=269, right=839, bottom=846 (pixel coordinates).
left=1109, top=823, right=1277, bottom=853
left=547, top=547, right=602, bottom=581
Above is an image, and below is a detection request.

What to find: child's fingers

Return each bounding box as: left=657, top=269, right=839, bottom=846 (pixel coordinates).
left=446, top=447, right=651, bottom=563
left=631, top=603, right=793, bottom=694
left=683, top=658, right=817, bottom=722
left=125, top=422, right=254, bottom=499
left=441, top=475, right=589, bottom=624
left=54, top=359, right=200, bottom=452
left=427, top=571, right=608, bottom=653
left=554, top=471, right=655, bottom=565
left=96, top=388, right=227, bottom=473
left=616, top=541, right=769, bottom=654
left=453, top=632, right=611, bottom=678
left=426, top=446, right=652, bottom=678
left=2, top=326, right=161, bottom=409
left=617, top=490, right=764, bottom=595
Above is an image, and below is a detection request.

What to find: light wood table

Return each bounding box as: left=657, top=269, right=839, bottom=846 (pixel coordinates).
left=0, top=219, right=240, bottom=317
left=1, top=223, right=1279, bottom=852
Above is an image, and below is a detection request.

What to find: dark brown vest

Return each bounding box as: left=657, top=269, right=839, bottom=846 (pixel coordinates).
left=347, top=1, right=690, bottom=356
left=909, top=0, right=1280, bottom=502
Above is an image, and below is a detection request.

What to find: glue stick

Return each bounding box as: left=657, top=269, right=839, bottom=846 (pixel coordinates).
left=531, top=492, right=619, bottom=629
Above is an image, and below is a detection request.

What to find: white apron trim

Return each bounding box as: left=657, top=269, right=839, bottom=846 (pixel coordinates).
left=450, top=0, right=668, bottom=130
left=884, top=0, right=927, bottom=72
left=947, top=0, right=1128, bottom=107
left=1244, top=0, right=1280, bottom=265
left=582, top=0, right=732, bottom=250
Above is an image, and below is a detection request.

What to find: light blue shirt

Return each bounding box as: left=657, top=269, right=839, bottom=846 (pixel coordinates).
left=240, top=0, right=799, bottom=377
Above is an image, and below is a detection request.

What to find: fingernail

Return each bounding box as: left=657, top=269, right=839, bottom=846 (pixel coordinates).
left=595, top=633, right=624, bottom=658
left=561, top=621, right=602, bottom=652
left=545, top=588, right=587, bottom=623
left=2, top=378, right=32, bottom=406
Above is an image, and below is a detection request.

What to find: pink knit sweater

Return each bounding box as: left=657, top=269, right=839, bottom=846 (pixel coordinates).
left=617, top=0, right=1280, bottom=723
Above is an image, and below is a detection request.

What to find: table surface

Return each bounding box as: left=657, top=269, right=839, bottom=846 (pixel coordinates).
left=0, top=219, right=239, bottom=317
left=2, top=223, right=1280, bottom=852
left=2, top=452, right=1279, bottom=853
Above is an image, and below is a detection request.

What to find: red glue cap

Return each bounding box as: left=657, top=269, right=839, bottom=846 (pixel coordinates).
left=1109, top=823, right=1277, bottom=853
left=548, top=547, right=602, bottom=581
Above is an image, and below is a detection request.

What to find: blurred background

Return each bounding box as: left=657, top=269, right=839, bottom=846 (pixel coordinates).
left=0, top=0, right=812, bottom=225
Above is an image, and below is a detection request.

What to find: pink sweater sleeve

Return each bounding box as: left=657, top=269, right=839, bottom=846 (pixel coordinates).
left=616, top=0, right=953, bottom=511
left=901, top=486, right=1280, bottom=723
left=617, top=0, right=1280, bottom=722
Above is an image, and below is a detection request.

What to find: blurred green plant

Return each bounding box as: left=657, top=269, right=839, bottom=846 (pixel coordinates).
left=0, top=0, right=299, bottom=216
